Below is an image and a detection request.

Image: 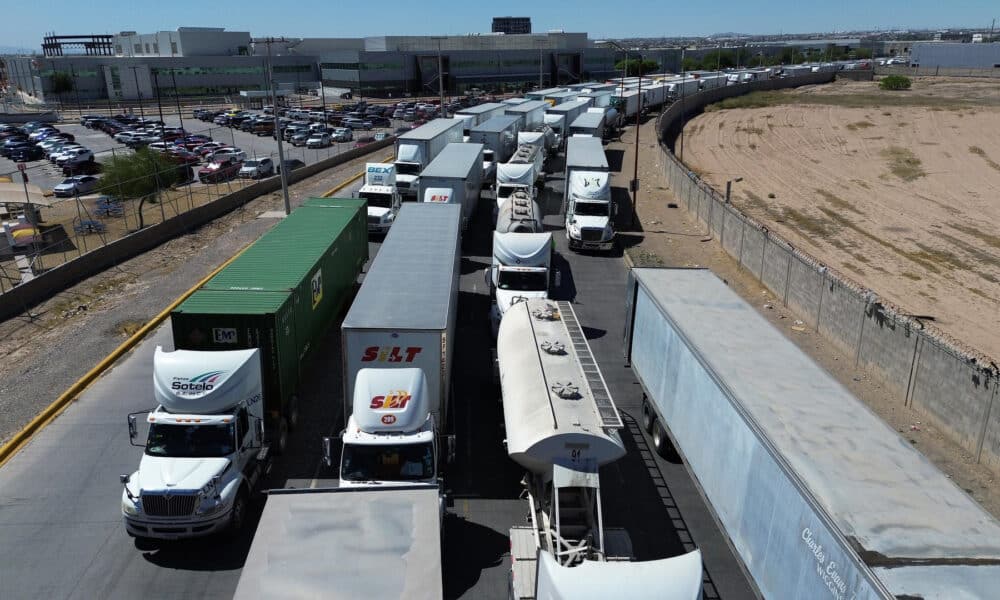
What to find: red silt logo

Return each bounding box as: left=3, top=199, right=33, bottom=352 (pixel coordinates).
left=361, top=346, right=422, bottom=363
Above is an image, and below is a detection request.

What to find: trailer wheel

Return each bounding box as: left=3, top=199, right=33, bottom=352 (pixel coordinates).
left=287, top=396, right=300, bottom=431
left=652, top=421, right=681, bottom=463
left=641, top=399, right=655, bottom=434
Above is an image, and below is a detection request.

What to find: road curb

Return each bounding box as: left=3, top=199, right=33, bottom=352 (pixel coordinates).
left=0, top=243, right=250, bottom=469
left=623, top=248, right=635, bottom=270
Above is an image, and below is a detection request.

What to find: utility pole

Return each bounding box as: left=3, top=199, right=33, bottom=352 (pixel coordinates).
left=128, top=65, right=145, bottom=119
left=69, top=64, right=82, bottom=115
left=632, top=53, right=642, bottom=229
left=431, top=37, right=446, bottom=117
left=152, top=69, right=165, bottom=137
left=254, top=37, right=292, bottom=215
left=170, top=70, right=185, bottom=132
left=318, top=64, right=327, bottom=125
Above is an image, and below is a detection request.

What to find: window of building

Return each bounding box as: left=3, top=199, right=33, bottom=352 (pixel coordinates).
left=145, top=43, right=150, bottom=54
left=321, top=62, right=361, bottom=71
left=153, top=43, right=159, bottom=54
left=133, top=44, right=142, bottom=55
left=115, top=45, right=123, bottom=55
left=171, top=41, right=178, bottom=55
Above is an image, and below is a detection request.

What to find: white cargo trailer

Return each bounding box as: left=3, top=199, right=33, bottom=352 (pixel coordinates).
left=469, top=115, right=521, bottom=183
left=544, top=90, right=578, bottom=105
left=542, top=113, right=566, bottom=150
left=505, top=100, right=549, bottom=130
left=577, top=89, right=612, bottom=108
left=698, top=74, right=727, bottom=90
left=454, top=102, right=506, bottom=135
left=234, top=486, right=443, bottom=600
left=624, top=268, right=1000, bottom=600
left=610, top=89, right=642, bottom=119
left=568, top=111, right=606, bottom=139
left=642, top=83, right=670, bottom=108
left=666, top=77, right=700, bottom=99
left=525, top=87, right=566, bottom=101
left=545, top=98, right=591, bottom=148
left=394, top=118, right=464, bottom=199
left=418, top=142, right=484, bottom=229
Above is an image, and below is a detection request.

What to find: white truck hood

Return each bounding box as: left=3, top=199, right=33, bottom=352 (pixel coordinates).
left=367, top=205, right=393, bottom=219
left=570, top=214, right=611, bottom=230
left=136, top=455, right=230, bottom=492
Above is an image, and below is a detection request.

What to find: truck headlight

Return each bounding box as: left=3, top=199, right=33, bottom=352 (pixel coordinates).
left=195, top=495, right=224, bottom=516
left=604, top=224, right=614, bottom=240
left=122, top=496, right=141, bottom=516
left=568, top=222, right=581, bottom=237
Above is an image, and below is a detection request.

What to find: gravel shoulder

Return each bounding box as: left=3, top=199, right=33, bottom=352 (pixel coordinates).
left=0, top=150, right=386, bottom=444
left=612, top=112, right=999, bottom=520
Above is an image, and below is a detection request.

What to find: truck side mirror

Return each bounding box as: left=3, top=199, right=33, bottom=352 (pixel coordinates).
left=322, top=436, right=334, bottom=468
left=127, top=415, right=137, bottom=441
left=119, top=474, right=130, bottom=485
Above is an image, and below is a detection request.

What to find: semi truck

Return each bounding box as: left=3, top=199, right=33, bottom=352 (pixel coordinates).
left=546, top=99, right=591, bottom=149
left=623, top=268, right=1000, bottom=600
left=234, top=486, right=443, bottom=600
left=338, top=202, right=461, bottom=490
left=495, top=189, right=543, bottom=234
left=358, top=163, right=401, bottom=234
left=120, top=198, right=368, bottom=540
left=394, top=118, right=464, bottom=200
left=666, top=77, right=700, bottom=100
left=468, top=114, right=521, bottom=185
left=418, top=142, right=484, bottom=230
left=454, top=102, right=506, bottom=136
left=488, top=232, right=553, bottom=331
left=577, top=89, right=612, bottom=108
left=564, top=136, right=614, bottom=251
left=609, top=89, right=644, bottom=120
left=495, top=142, right=544, bottom=212
left=542, top=113, right=566, bottom=151
left=544, top=90, right=578, bottom=106
left=642, top=82, right=670, bottom=108
left=525, top=87, right=567, bottom=101
left=505, top=100, right=549, bottom=130
left=499, top=299, right=703, bottom=600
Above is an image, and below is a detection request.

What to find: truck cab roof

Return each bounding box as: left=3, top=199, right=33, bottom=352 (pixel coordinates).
left=153, top=347, right=262, bottom=414
left=350, top=368, right=431, bottom=435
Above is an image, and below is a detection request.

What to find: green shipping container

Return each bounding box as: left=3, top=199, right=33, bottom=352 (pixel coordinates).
left=171, top=198, right=368, bottom=440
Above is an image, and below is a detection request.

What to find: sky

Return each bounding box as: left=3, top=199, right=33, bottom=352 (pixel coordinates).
left=0, top=0, right=997, bottom=49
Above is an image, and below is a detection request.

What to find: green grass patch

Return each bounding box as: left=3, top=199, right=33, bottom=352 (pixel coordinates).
left=629, top=248, right=664, bottom=267
left=845, top=121, right=875, bottom=131
left=901, top=272, right=922, bottom=281
left=968, top=146, right=1000, bottom=173
left=880, top=146, right=926, bottom=181
left=704, top=89, right=983, bottom=112
left=816, top=189, right=864, bottom=215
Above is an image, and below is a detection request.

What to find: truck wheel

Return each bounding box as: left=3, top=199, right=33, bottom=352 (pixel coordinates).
left=641, top=400, right=655, bottom=434
left=228, top=487, right=249, bottom=536
left=287, top=396, right=300, bottom=431
left=652, top=421, right=681, bottom=463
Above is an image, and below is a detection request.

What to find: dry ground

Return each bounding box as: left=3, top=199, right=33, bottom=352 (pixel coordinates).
left=680, top=78, right=1000, bottom=360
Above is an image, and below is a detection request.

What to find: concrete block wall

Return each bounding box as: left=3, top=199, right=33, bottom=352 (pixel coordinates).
left=652, top=75, right=1000, bottom=476
left=0, top=137, right=394, bottom=321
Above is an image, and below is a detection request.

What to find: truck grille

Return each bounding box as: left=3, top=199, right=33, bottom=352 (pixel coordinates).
left=142, top=493, right=197, bottom=517
left=581, top=228, right=604, bottom=242
left=367, top=215, right=381, bottom=225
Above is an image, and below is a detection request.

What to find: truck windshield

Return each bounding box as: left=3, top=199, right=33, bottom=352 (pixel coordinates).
left=396, top=163, right=421, bottom=176
left=145, top=423, right=235, bottom=458
left=497, top=270, right=548, bottom=291
left=341, top=442, right=434, bottom=482
left=574, top=201, right=610, bottom=216
left=360, top=192, right=393, bottom=209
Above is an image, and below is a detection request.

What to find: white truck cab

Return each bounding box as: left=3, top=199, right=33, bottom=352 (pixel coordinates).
left=489, top=232, right=554, bottom=333
left=358, top=163, right=401, bottom=234
left=336, top=368, right=439, bottom=488
left=120, top=347, right=269, bottom=540
left=566, top=171, right=615, bottom=251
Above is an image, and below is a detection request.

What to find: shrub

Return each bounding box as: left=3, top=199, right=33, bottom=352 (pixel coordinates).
left=879, top=75, right=911, bottom=91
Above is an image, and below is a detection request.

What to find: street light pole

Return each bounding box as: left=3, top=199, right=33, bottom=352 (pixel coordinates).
left=255, top=36, right=292, bottom=215
left=170, top=70, right=185, bottom=132
left=152, top=69, right=166, bottom=137
left=631, top=53, right=643, bottom=229
left=128, top=65, right=145, bottom=119
left=318, top=65, right=327, bottom=124
left=431, top=37, right=446, bottom=117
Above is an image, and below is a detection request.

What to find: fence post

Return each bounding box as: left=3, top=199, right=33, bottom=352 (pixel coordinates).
left=737, top=220, right=746, bottom=270
left=904, top=334, right=923, bottom=408
left=855, top=300, right=868, bottom=367
left=783, top=250, right=793, bottom=306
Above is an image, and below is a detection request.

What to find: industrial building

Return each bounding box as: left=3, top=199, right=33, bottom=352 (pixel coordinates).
left=492, top=17, right=532, bottom=35
left=911, top=42, right=1000, bottom=68
left=2, top=28, right=626, bottom=102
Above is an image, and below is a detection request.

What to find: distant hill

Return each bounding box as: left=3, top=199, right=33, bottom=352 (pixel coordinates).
left=0, top=46, right=36, bottom=55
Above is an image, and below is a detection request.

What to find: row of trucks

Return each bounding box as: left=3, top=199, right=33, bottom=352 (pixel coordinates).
left=120, top=197, right=369, bottom=540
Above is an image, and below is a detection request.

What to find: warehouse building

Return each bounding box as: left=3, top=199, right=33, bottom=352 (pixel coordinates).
left=911, top=42, right=1000, bottom=68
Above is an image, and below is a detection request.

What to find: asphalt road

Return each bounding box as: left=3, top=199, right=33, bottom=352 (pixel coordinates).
left=0, top=143, right=755, bottom=599
left=0, top=114, right=398, bottom=191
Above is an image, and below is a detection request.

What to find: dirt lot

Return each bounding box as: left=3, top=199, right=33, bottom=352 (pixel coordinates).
left=679, top=78, right=1000, bottom=360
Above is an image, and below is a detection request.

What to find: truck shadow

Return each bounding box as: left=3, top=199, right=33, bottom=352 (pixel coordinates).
left=612, top=185, right=644, bottom=234
left=442, top=515, right=510, bottom=600
left=605, top=148, right=625, bottom=172
left=550, top=252, right=577, bottom=302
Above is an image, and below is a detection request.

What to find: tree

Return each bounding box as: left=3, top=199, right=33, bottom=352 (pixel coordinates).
left=96, top=148, right=188, bottom=229
left=614, top=58, right=660, bottom=77
left=879, top=75, right=911, bottom=91
left=50, top=71, right=74, bottom=106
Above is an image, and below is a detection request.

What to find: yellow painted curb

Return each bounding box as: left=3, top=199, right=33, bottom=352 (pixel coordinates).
left=320, top=153, right=395, bottom=198
left=0, top=244, right=250, bottom=469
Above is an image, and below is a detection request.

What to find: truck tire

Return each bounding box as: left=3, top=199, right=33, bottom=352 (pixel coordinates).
left=228, top=487, right=249, bottom=536
left=641, top=398, right=655, bottom=434
left=287, top=396, right=300, bottom=431
left=652, top=421, right=681, bottom=463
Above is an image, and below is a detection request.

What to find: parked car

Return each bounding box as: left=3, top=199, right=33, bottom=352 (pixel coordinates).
left=11, top=145, right=46, bottom=161
left=198, top=158, right=243, bottom=183
left=373, top=132, right=389, bottom=142
left=57, top=148, right=95, bottom=167
left=53, top=175, right=100, bottom=197
left=306, top=132, right=331, bottom=148
left=290, top=131, right=311, bottom=146
left=195, top=142, right=226, bottom=156
left=49, top=144, right=84, bottom=162
left=238, top=158, right=275, bottom=179
left=353, top=135, right=376, bottom=148
left=207, top=147, right=246, bottom=163
left=331, top=127, right=353, bottom=142
left=165, top=148, right=202, bottom=166
left=62, top=161, right=103, bottom=176
left=276, top=159, right=306, bottom=175
left=342, top=118, right=373, bottom=130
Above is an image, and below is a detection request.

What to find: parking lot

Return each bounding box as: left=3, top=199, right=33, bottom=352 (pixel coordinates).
left=0, top=111, right=400, bottom=192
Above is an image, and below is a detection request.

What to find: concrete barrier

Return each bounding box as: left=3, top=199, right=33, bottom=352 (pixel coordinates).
left=0, top=137, right=395, bottom=321
left=654, top=74, right=1000, bottom=475
left=0, top=112, right=60, bottom=124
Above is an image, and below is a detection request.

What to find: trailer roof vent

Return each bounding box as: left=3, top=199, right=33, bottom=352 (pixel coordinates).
left=550, top=380, right=579, bottom=399
left=540, top=340, right=566, bottom=355
left=532, top=304, right=560, bottom=321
